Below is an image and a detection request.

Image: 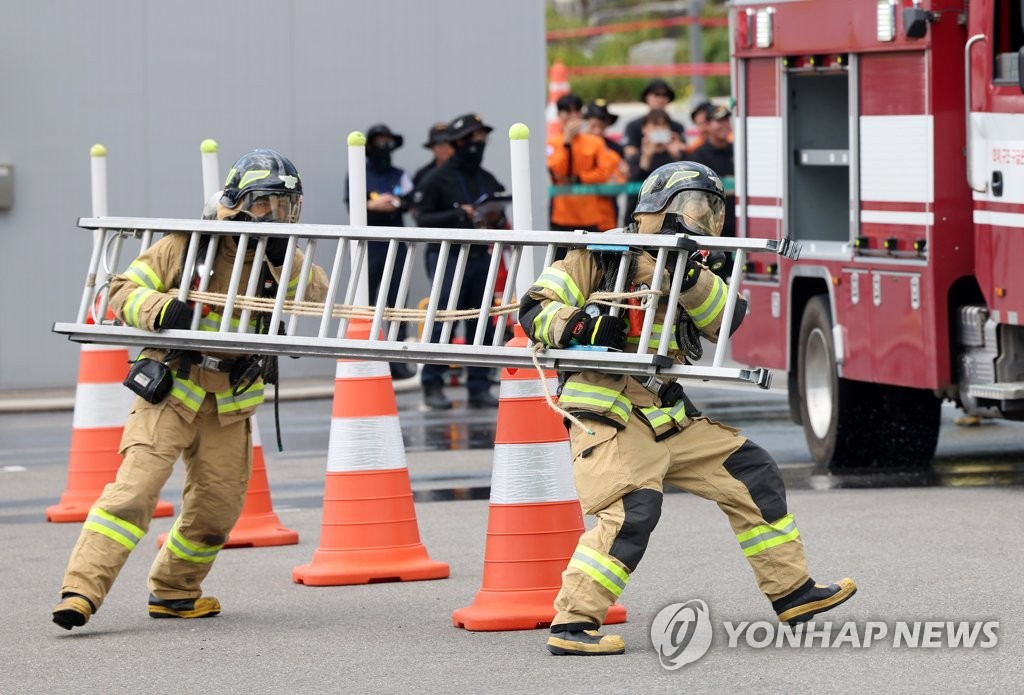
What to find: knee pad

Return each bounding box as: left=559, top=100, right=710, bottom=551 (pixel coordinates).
left=723, top=441, right=787, bottom=522
left=609, top=489, right=663, bottom=572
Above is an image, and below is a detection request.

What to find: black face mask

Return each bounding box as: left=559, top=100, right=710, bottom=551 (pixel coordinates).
left=453, top=141, right=485, bottom=170
left=367, top=148, right=392, bottom=171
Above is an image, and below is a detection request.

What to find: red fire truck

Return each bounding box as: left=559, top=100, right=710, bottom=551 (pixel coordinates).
left=728, top=0, right=1024, bottom=472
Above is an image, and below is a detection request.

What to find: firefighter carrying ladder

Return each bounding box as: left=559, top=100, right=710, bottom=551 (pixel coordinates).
left=52, top=126, right=799, bottom=388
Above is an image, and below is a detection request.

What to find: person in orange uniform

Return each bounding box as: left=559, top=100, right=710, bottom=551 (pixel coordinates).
left=547, top=93, right=623, bottom=259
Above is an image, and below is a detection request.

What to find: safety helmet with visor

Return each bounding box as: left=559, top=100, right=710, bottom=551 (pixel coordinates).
left=632, top=161, right=725, bottom=237
left=220, top=149, right=303, bottom=224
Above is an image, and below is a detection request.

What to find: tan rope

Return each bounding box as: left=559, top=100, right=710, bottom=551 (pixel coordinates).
left=187, top=290, right=520, bottom=324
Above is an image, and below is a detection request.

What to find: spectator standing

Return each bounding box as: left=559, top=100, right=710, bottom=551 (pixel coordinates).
left=413, top=122, right=455, bottom=188
left=686, top=100, right=714, bottom=154
left=583, top=98, right=630, bottom=227
left=690, top=105, right=736, bottom=274
left=345, top=123, right=416, bottom=380
left=547, top=94, right=623, bottom=257
left=623, top=109, right=687, bottom=220
left=412, top=113, right=504, bottom=411
left=622, top=79, right=686, bottom=159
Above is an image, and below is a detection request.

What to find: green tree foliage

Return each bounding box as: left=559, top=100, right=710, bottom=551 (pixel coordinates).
left=547, top=0, right=730, bottom=103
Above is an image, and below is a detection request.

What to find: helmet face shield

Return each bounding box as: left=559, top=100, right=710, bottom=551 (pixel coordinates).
left=662, top=190, right=725, bottom=236
left=233, top=191, right=302, bottom=223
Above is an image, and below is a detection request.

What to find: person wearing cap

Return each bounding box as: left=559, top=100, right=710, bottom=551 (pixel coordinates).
left=412, top=113, right=506, bottom=411
left=690, top=105, right=736, bottom=274
left=686, top=100, right=714, bottom=154
left=345, top=124, right=417, bottom=380
left=623, top=109, right=688, bottom=220
left=583, top=98, right=630, bottom=227
left=547, top=94, right=623, bottom=255
left=622, top=78, right=687, bottom=159
left=413, top=122, right=455, bottom=188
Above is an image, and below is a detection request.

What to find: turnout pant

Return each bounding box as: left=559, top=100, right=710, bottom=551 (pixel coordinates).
left=552, top=416, right=810, bottom=630
left=59, top=394, right=252, bottom=611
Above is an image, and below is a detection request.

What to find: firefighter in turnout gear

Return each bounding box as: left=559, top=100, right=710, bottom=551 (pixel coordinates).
left=519, top=161, right=856, bottom=656
left=52, top=149, right=329, bottom=630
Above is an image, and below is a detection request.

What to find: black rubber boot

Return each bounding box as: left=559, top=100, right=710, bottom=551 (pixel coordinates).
left=773, top=578, right=857, bottom=625
left=422, top=384, right=452, bottom=410
left=148, top=594, right=221, bottom=619
left=467, top=390, right=499, bottom=408
left=52, top=593, right=95, bottom=630
left=547, top=628, right=625, bottom=656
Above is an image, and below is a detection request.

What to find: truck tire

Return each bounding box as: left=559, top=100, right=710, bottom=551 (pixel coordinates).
left=796, top=296, right=940, bottom=471
left=796, top=296, right=872, bottom=470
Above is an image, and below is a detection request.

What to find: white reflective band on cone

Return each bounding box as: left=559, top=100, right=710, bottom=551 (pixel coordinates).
left=251, top=416, right=263, bottom=447
left=72, top=383, right=134, bottom=429
left=335, top=360, right=390, bottom=379
left=490, top=441, right=577, bottom=504
left=498, top=376, right=560, bottom=400
left=327, top=416, right=407, bottom=472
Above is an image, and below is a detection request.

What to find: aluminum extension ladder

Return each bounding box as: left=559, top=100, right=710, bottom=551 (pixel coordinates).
left=52, top=216, right=799, bottom=389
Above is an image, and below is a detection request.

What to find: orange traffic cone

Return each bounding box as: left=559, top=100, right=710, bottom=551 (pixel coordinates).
left=453, top=324, right=627, bottom=631
left=293, top=319, right=449, bottom=585
left=155, top=414, right=297, bottom=548
left=546, top=61, right=570, bottom=139
left=47, top=344, right=174, bottom=522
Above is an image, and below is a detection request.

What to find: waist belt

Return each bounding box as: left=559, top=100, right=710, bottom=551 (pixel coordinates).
left=632, top=374, right=666, bottom=397
left=632, top=374, right=702, bottom=417
left=179, top=351, right=238, bottom=373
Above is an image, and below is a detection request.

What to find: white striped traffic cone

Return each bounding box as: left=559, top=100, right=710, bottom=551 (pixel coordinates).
left=47, top=344, right=174, bottom=522
left=293, top=319, right=449, bottom=585
left=453, top=324, right=627, bottom=630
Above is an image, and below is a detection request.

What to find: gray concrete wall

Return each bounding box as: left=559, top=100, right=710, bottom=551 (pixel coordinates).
left=0, top=0, right=547, bottom=391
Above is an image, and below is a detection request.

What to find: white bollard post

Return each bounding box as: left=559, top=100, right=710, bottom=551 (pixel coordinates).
left=507, top=123, right=535, bottom=299
left=200, top=138, right=220, bottom=201
left=90, top=144, right=108, bottom=218
left=347, top=131, right=369, bottom=306
left=78, top=145, right=109, bottom=323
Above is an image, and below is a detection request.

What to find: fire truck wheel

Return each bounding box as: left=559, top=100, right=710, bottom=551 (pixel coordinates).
left=797, top=296, right=941, bottom=472
left=796, top=296, right=876, bottom=470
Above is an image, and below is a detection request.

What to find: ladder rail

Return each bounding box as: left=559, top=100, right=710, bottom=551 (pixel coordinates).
left=59, top=216, right=799, bottom=390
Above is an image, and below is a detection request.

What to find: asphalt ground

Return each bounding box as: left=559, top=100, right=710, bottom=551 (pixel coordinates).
left=2, top=385, right=1022, bottom=693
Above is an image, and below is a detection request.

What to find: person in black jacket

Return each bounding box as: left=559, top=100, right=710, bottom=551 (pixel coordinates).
left=690, top=105, right=736, bottom=275
left=345, top=123, right=417, bottom=380
left=413, top=122, right=455, bottom=188
left=412, top=113, right=506, bottom=411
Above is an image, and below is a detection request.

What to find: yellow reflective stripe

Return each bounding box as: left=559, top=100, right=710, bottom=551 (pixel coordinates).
left=123, top=287, right=157, bottom=327
left=558, top=382, right=631, bottom=421
left=639, top=405, right=673, bottom=428
left=216, top=385, right=265, bottom=413
left=124, top=260, right=164, bottom=292
left=237, top=169, right=271, bottom=190
left=738, top=514, right=801, bottom=557
left=626, top=325, right=679, bottom=350
left=569, top=545, right=629, bottom=597
left=532, top=268, right=584, bottom=307
left=199, top=312, right=255, bottom=332
left=533, top=302, right=567, bottom=346
left=171, top=377, right=205, bottom=412
left=166, top=521, right=222, bottom=564
left=688, top=275, right=727, bottom=329
left=83, top=507, right=145, bottom=551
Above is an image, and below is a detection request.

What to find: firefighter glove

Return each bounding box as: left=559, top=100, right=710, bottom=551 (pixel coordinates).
left=157, top=299, right=193, bottom=331
left=658, top=380, right=685, bottom=407
left=265, top=236, right=289, bottom=266
left=680, top=252, right=703, bottom=292
left=568, top=311, right=627, bottom=350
